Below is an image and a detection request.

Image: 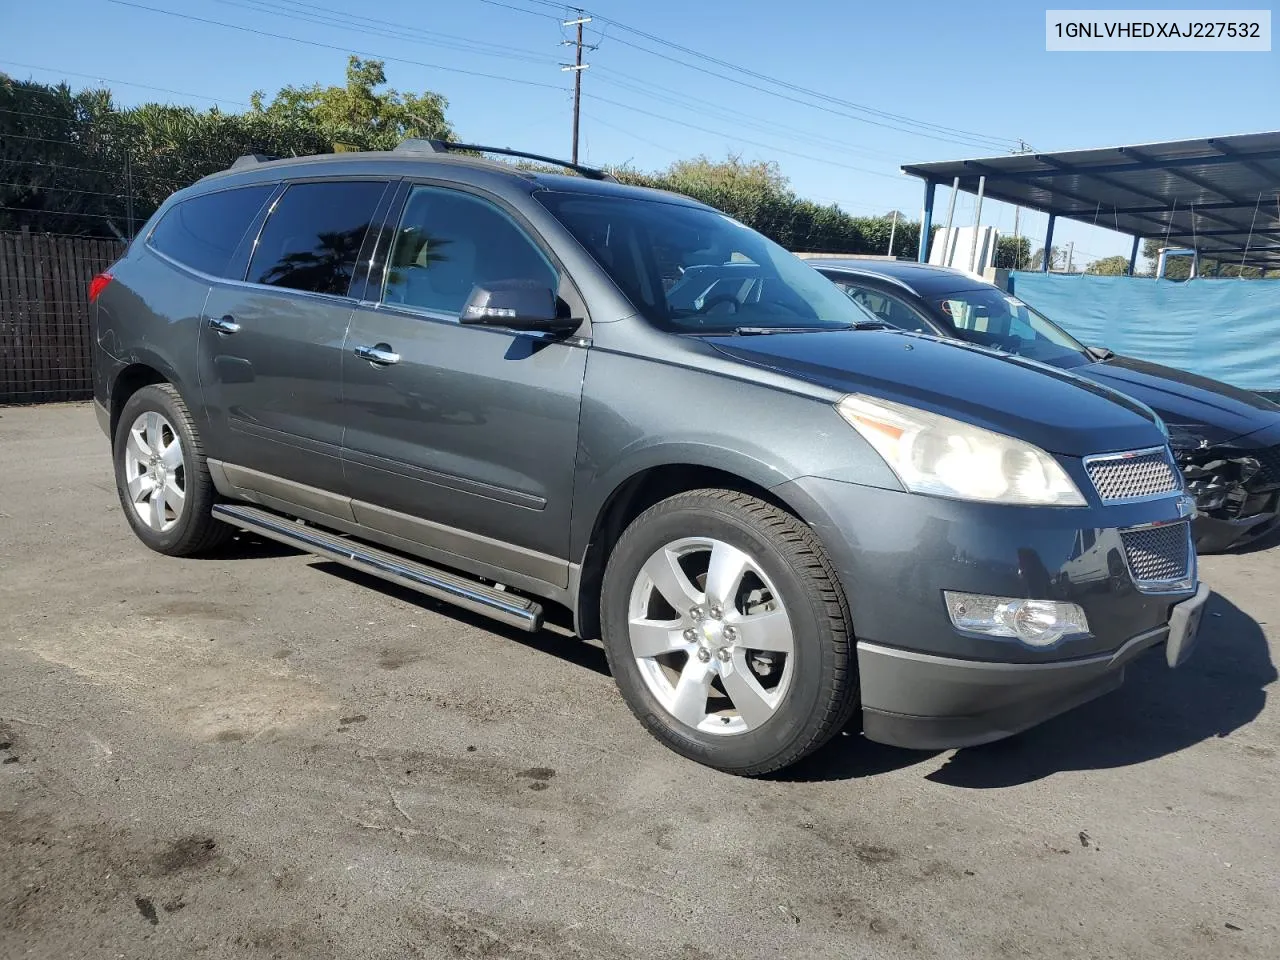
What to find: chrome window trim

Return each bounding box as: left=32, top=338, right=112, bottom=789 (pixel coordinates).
left=1083, top=445, right=1183, bottom=504
left=147, top=242, right=361, bottom=308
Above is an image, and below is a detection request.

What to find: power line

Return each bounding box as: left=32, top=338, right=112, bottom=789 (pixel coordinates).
left=584, top=92, right=904, bottom=180
left=477, top=0, right=564, bottom=20
left=1, top=131, right=101, bottom=147
left=104, top=0, right=568, bottom=92
left=7, top=159, right=120, bottom=175
left=591, top=68, right=906, bottom=164
left=215, top=0, right=560, bottom=65
left=0, top=205, right=122, bottom=220
left=588, top=14, right=1019, bottom=150
left=0, top=106, right=109, bottom=125
left=596, top=32, right=1011, bottom=152
left=0, top=60, right=249, bottom=106
left=0, top=181, right=131, bottom=198
left=473, top=1, right=1020, bottom=151
left=579, top=111, right=681, bottom=157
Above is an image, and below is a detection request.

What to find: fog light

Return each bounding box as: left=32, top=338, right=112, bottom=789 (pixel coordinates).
left=944, top=592, right=1090, bottom=648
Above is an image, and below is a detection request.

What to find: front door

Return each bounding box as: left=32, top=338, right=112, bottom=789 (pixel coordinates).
left=197, top=178, right=390, bottom=495
left=340, top=183, right=587, bottom=586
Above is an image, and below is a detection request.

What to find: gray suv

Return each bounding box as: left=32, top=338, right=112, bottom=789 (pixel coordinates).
left=90, top=140, right=1209, bottom=775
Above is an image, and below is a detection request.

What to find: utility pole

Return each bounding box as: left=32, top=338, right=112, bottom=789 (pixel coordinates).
left=1011, top=205, right=1021, bottom=268
left=561, top=10, right=592, bottom=164
left=1010, top=141, right=1030, bottom=269
left=886, top=210, right=898, bottom=257
left=1065, top=241, right=1074, bottom=273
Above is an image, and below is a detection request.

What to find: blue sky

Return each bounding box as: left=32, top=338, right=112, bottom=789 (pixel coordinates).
left=5, top=0, right=1276, bottom=265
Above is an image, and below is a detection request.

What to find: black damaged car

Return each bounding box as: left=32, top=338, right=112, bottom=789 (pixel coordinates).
left=812, top=259, right=1280, bottom=552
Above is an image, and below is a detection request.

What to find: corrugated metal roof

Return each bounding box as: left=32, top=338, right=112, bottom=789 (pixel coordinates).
left=902, top=131, right=1280, bottom=270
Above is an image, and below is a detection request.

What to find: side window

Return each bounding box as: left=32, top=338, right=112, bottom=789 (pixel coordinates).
left=247, top=180, right=387, bottom=296
left=837, top=281, right=933, bottom=334
left=148, top=185, right=274, bottom=277
left=382, top=185, right=557, bottom=316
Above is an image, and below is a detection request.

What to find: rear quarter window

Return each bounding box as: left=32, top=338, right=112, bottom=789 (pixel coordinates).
left=147, top=185, right=275, bottom=278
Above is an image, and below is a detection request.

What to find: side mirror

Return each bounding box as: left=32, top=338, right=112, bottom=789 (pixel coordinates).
left=459, top=280, right=577, bottom=333
left=1086, top=345, right=1115, bottom=361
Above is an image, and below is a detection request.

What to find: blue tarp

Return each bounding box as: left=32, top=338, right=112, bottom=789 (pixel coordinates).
left=1006, top=273, right=1280, bottom=392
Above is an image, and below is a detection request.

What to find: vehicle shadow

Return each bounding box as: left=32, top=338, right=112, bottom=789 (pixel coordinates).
left=188, top=530, right=303, bottom=560
left=1221, top=522, right=1280, bottom=556
left=239, top=552, right=1273, bottom=786
left=776, top=729, right=940, bottom=782
left=925, top=590, right=1275, bottom=788
left=308, top=561, right=613, bottom=677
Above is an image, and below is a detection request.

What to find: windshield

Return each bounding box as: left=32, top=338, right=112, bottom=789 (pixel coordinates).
left=932, top=287, right=1092, bottom=368
left=535, top=191, right=876, bottom=332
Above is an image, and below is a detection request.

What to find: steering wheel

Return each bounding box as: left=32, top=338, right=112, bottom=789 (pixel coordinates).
left=697, top=293, right=741, bottom=315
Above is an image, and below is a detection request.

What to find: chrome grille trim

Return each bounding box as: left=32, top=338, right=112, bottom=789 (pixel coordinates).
left=1084, top=446, right=1181, bottom=503
left=1120, top=520, right=1195, bottom=593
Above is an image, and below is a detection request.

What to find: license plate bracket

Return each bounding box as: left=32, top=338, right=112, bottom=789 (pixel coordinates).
left=1166, top=582, right=1210, bottom=668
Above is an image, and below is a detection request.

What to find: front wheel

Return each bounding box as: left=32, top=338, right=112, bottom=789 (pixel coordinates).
left=600, top=489, right=857, bottom=775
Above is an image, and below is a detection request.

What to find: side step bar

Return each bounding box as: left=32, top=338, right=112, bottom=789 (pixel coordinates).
left=212, top=503, right=544, bottom=632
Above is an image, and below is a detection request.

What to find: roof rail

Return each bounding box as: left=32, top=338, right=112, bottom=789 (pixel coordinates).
left=229, top=153, right=278, bottom=170
left=393, top=138, right=618, bottom=182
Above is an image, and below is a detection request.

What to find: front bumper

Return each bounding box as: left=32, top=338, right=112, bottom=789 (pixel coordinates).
left=1178, top=429, right=1280, bottom=552
left=773, top=475, right=1203, bottom=749
left=1193, top=509, right=1280, bottom=553
left=858, top=583, right=1208, bottom=749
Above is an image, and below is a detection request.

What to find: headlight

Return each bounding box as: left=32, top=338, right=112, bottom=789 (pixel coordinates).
left=837, top=394, right=1086, bottom=506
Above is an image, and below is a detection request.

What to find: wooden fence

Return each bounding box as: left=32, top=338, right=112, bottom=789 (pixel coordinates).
left=0, top=230, right=125, bottom=404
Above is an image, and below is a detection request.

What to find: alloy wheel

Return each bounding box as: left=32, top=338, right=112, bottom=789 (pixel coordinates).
left=122, top=411, right=186, bottom=533
left=627, top=537, right=795, bottom=736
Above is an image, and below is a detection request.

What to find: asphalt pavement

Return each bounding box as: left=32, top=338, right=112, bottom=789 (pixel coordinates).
left=2, top=402, right=1277, bottom=959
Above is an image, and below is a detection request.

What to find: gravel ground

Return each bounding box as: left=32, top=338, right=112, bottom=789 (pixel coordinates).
left=2, top=401, right=1278, bottom=960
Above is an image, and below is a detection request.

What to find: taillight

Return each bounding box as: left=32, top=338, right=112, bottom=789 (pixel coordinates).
left=89, top=272, right=113, bottom=303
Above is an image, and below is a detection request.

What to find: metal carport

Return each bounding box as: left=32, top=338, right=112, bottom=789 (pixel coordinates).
left=901, top=131, right=1280, bottom=274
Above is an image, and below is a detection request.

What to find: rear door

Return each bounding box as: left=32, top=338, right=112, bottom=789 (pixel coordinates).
left=198, top=178, right=392, bottom=496
left=339, top=182, right=587, bottom=585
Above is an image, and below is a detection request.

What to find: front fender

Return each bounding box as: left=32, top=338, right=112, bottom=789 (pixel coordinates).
left=569, top=349, right=902, bottom=558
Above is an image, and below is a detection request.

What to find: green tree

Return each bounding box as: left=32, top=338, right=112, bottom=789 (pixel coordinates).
left=1086, top=255, right=1131, bottom=275
left=995, top=235, right=1031, bottom=270
left=2, top=61, right=455, bottom=237
left=250, top=57, right=452, bottom=142
left=661, top=154, right=789, bottom=193
left=1027, top=245, right=1066, bottom=271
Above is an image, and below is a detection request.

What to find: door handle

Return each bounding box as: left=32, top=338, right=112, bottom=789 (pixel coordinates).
left=354, top=343, right=400, bottom=366
left=207, top=315, right=241, bottom=335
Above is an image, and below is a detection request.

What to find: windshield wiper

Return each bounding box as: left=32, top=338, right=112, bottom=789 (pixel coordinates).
left=730, top=323, right=862, bottom=336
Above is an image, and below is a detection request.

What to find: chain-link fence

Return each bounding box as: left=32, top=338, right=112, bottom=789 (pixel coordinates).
left=0, top=228, right=124, bottom=404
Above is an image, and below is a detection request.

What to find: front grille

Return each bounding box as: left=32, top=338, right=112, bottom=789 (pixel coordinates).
left=1121, top=522, right=1192, bottom=585
left=1085, top=449, right=1180, bottom=502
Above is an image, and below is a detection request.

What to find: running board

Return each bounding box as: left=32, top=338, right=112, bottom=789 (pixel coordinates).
left=212, top=503, right=543, bottom=632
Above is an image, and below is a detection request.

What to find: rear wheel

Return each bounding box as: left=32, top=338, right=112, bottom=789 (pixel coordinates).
left=113, top=384, right=231, bottom=556
left=600, top=489, right=856, bottom=775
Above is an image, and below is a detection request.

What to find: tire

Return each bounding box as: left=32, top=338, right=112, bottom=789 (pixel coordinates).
left=112, top=383, right=232, bottom=557
left=600, top=489, right=857, bottom=776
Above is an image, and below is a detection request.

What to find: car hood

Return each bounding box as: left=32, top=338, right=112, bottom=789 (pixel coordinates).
left=704, top=330, right=1165, bottom=457
left=1073, top=355, right=1280, bottom=446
